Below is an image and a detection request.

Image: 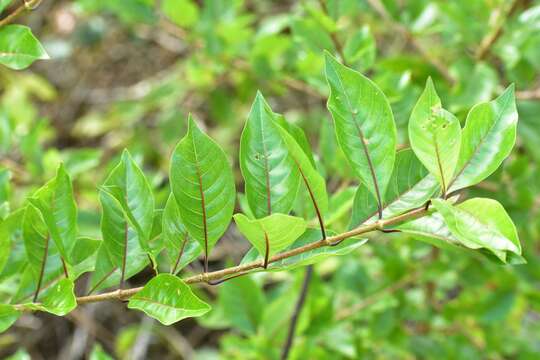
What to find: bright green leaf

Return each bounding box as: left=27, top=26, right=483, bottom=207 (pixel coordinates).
left=0, top=25, right=49, bottom=70
left=431, top=198, right=521, bottom=262
left=233, top=213, right=306, bottom=259
left=128, top=274, right=210, bottom=325
left=161, top=0, right=199, bottom=28
left=450, top=85, right=518, bottom=191
left=325, top=51, right=396, bottom=210
left=21, top=278, right=77, bottom=315
left=408, top=79, right=461, bottom=194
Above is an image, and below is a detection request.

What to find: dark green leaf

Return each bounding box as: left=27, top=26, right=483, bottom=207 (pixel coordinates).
left=170, top=116, right=236, bottom=256
left=23, top=204, right=65, bottom=291
left=350, top=149, right=438, bottom=228
left=219, top=276, right=265, bottom=335
left=274, top=121, right=328, bottom=217
left=101, top=150, right=154, bottom=254
left=28, top=164, right=77, bottom=264
left=239, top=92, right=300, bottom=218
left=162, top=194, right=201, bottom=274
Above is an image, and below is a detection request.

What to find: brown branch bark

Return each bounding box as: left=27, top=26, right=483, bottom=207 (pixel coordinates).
left=0, top=0, right=42, bottom=27
left=475, top=0, right=521, bottom=60
left=280, top=265, right=313, bottom=360
left=48, top=205, right=428, bottom=307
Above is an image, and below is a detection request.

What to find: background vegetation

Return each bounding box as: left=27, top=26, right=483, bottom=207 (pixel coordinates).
left=0, top=0, right=539, bottom=358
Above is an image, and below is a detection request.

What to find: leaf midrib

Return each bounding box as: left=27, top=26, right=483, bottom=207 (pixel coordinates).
left=329, top=62, right=383, bottom=211
left=449, top=93, right=512, bottom=188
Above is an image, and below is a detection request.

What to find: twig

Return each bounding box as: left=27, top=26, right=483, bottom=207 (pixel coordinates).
left=63, top=206, right=427, bottom=306
left=516, top=87, right=540, bottom=100
left=336, top=274, right=415, bottom=320
left=280, top=265, right=313, bottom=360
left=0, top=0, right=42, bottom=27
left=475, top=0, right=521, bottom=60
left=366, top=0, right=455, bottom=84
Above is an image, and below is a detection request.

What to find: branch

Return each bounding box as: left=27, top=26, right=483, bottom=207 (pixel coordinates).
left=516, top=86, right=540, bottom=100
left=280, top=265, right=313, bottom=360
left=366, top=0, right=456, bottom=85
left=70, top=206, right=427, bottom=305
left=0, top=0, right=42, bottom=27
left=475, top=0, right=521, bottom=60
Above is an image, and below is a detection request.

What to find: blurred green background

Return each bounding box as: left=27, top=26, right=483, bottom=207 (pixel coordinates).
left=1, top=0, right=539, bottom=358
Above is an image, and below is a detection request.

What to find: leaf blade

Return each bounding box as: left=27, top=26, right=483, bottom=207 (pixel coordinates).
left=450, top=85, right=518, bottom=191
left=233, top=213, right=306, bottom=258
left=239, top=92, right=301, bottom=218
left=408, top=79, right=461, bottom=194
left=128, top=274, right=210, bottom=325
left=0, top=25, right=49, bottom=70
left=170, top=117, right=236, bottom=257
left=324, top=51, right=396, bottom=211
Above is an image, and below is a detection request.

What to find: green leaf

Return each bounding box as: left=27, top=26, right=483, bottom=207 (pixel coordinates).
left=324, top=51, right=396, bottom=211
left=170, top=116, right=236, bottom=256
left=161, top=0, right=199, bottom=28
left=99, top=188, right=151, bottom=283
left=239, top=93, right=301, bottom=218
left=101, top=150, right=154, bottom=254
left=431, top=198, right=521, bottom=262
left=70, top=237, right=101, bottom=276
left=343, top=26, right=376, bottom=71
left=350, top=149, right=439, bottom=228
left=233, top=213, right=306, bottom=259
left=88, top=243, right=148, bottom=294
left=273, top=114, right=316, bottom=167
left=162, top=194, right=202, bottom=274
left=0, top=304, right=20, bottom=333
left=4, top=349, right=31, bottom=360
left=408, top=78, right=461, bottom=194
left=0, top=25, right=49, bottom=70
left=89, top=344, right=114, bottom=360
left=241, top=229, right=367, bottom=272
left=274, top=121, right=328, bottom=219
left=0, top=209, right=22, bottom=275
left=128, top=274, right=210, bottom=325
left=450, top=85, right=518, bottom=191
left=0, top=0, right=13, bottom=13
left=218, top=276, right=265, bottom=335
left=21, top=278, right=77, bottom=315
left=28, top=164, right=77, bottom=265
left=23, top=204, right=65, bottom=292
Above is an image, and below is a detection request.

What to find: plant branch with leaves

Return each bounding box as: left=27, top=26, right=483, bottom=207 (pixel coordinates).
left=0, top=50, right=524, bottom=338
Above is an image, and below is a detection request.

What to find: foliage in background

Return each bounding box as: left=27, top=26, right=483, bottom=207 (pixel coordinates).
left=0, top=0, right=539, bottom=359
